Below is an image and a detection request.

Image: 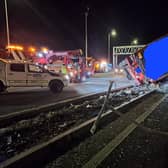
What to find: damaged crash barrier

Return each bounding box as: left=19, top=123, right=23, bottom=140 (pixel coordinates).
left=90, top=80, right=115, bottom=134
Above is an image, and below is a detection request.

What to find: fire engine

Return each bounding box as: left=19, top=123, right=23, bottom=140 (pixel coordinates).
left=42, top=49, right=86, bottom=82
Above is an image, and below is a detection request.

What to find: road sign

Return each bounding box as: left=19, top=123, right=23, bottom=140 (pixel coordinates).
left=113, top=45, right=145, bottom=56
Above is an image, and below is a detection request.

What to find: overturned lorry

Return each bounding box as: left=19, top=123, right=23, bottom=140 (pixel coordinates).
left=121, top=35, right=168, bottom=85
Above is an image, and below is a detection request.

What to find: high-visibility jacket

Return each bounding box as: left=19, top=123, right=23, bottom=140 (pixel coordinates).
left=61, top=65, right=67, bottom=74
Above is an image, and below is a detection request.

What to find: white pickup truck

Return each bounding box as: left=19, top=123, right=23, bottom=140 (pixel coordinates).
left=0, top=58, right=69, bottom=93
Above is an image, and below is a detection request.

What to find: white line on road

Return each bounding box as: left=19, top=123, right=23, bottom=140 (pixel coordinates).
left=82, top=94, right=167, bottom=168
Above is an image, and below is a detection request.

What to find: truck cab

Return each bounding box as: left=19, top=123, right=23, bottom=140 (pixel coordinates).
left=0, top=58, right=69, bottom=93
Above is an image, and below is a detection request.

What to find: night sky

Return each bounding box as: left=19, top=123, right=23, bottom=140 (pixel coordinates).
left=0, top=0, right=168, bottom=58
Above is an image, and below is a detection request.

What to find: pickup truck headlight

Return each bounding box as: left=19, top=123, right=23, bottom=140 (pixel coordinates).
left=120, top=69, right=124, bottom=72
left=64, top=75, right=70, bottom=80
left=115, top=68, right=119, bottom=72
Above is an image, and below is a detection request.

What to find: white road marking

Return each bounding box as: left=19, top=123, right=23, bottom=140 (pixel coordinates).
left=83, top=95, right=167, bottom=168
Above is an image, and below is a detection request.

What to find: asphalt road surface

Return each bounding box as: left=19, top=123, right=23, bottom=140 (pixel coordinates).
left=0, top=73, right=134, bottom=116
left=98, top=95, right=168, bottom=168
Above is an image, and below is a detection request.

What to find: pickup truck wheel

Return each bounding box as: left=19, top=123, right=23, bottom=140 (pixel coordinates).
left=49, top=80, right=64, bottom=93
left=0, top=82, right=5, bottom=93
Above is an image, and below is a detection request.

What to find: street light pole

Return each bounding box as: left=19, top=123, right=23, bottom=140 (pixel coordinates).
left=4, top=0, right=10, bottom=47
left=85, top=8, right=89, bottom=65
left=107, top=33, right=111, bottom=63
left=107, top=29, right=117, bottom=64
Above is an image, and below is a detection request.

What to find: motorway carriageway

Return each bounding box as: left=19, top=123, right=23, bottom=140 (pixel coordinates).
left=0, top=73, right=135, bottom=115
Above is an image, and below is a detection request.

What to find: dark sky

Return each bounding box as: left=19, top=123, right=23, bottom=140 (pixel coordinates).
left=0, top=0, right=168, bottom=58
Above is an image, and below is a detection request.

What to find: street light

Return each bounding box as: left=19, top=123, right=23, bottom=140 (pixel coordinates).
left=4, top=0, right=10, bottom=47
left=111, top=29, right=117, bottom=37
left=132, top=38, right=138, bottom=45
left=108, top=29, right=117, bottom=63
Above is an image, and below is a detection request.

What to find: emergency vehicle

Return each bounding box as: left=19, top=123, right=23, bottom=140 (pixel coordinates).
left=44, top=49, right=86, bottom=82
left=90, top=59, right=111, bottom=73
left=0, top=58, right=69, bottom=93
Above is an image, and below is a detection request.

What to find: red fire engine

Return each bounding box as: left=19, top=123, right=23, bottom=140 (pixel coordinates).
left=41, top=49, right=86, bottom=82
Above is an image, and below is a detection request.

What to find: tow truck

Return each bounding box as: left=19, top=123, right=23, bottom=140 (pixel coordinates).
left=0, top=58, right=69, bottom=93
